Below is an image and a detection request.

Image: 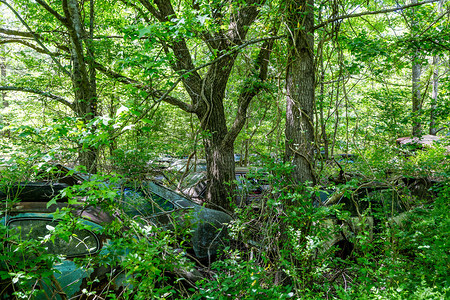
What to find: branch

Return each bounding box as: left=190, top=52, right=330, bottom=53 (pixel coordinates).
left=0, top=86, right=74, bottom=109
left=200, top=0, right=266, bottom=104
left=418, top=8, right=450, bottom=37
left=0, top=27, right=71, bottom=53
left=92, top=35, right=125, bottom=39
left=138, top=0, right=161, bottom=21
left=162, top=36, right=284, bottom=115
left=96, top=35, right=282, bottom=113
left=0, top=37, right=70, bottom=54
left=0, top=28, right=33, bottom=37
left=95, top=32, right=282, bottom=119
left=0, top=38, right=64, bottom=56
left=93, top=61, right=195, bottom=113
left=93, top=61, right=143, bottom=86
left=426, top=38, right=450, bottom=51
left=314, top=0, right=440, bottom=30
left=223, top=31, right=279, bottom=148
left=0, top=32, right=160, bottom=41
left=226, top=0, right=266, bottom=45
left=147, top=0, right=203, bottom=102
left=194, top=36, right=284, bottom=78
left=35, top=0, right=68, bottom=25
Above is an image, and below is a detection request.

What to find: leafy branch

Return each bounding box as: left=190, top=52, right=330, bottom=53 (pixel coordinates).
left=0, top=86, right=74, bottom=109
left=315, top=0, right=441, bottom=30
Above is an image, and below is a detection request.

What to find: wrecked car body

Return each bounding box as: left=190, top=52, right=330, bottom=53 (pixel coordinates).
left=396, top=134, right=450, bottom=153
left=313, top=184, right=407, bottom=258
left=0, top=168, right=231, bottom=299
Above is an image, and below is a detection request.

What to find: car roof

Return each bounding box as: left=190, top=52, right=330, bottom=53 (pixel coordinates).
left=1, top=165, right=201, bottom=218
left=0, top=182, right=114, bottom=225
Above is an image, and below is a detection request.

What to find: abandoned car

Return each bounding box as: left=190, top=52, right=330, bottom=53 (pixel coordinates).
left=311, top=177, right=441, bottom=258
left=0, top=168, right=232, bottom=298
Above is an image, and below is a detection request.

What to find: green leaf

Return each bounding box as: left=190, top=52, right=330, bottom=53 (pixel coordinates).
left=138, top=26, right=152, bottom=38
left=47, top=198, right=57, bottom=208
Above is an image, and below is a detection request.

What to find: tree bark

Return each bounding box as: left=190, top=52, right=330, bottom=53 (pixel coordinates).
left=411, top=52, right=422, bottom=137
left=317, top=20, right=329, bottom=160
left=429, top=55, right=439, bottom=135
left=63, top=0, right=99, bottom=172
left=199, top=63, right=236, bottom=210
left=411, top=0, right=422, bottom=137
left=0, top=53, right=8, bottom=137
left=285, top=0, right=316, bottom=185
left=0, top=54, right=7, bottom=108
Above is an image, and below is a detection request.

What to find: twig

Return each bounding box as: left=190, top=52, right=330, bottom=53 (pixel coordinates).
left=315, top=0, right=440, bottom=30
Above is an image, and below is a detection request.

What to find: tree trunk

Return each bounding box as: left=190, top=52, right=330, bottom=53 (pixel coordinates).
left=204, top=141, right=235, bottom=211
left=65, top=0, right=99, bottom=172
left=0, top=55, right=7, bottom=108
left=318, top=40, right=328, bottom=160
left=200, top=73, right=236, bottom=211
left=411, top=52, right=422, bottom=137
left=411, top=0, right=422, bottom=137
left=429, top=55, right=439, bottom=135
left=285, top=0, right=316, bottom=185
left=0, top=53, right=8, bottom=138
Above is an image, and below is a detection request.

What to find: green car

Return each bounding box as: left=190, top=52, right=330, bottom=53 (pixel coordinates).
left=1, top=171, right=231, bottom=299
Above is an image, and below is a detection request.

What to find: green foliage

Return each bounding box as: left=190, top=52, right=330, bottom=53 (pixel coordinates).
left=0, top=229, right=60, bottom=298
left=1, top=0, right=450, bottom=298
left=1, top=136, right=449, bottom=299
left=334, top=185, right=450, bottom=299
left=313, top=147, right=449, bottom=299
left=193, top=257, right=293, bottom=299
left=402, top=145, right=449, bottom=177
left=365, top=89, right=410, bottom=139
left=95, top=220, right=193, bottom=299
left=212, top=150, right=449, bottom=299
left=222, top=160, right=342, bottom=297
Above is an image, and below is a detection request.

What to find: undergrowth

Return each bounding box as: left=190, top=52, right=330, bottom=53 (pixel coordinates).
left=0, top=146, right=449, bottom=299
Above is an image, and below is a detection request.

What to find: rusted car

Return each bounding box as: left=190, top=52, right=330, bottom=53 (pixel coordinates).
left=313, top=183, right=409, bottom=258
left=0, top=168, right=231, bottom=299
left=396, top=134, right=450, bottom=153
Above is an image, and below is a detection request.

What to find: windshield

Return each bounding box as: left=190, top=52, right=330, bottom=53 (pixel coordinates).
left=121, top=188, right=175, bottom=216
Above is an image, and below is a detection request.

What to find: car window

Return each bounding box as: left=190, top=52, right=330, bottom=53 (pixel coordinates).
left=121, top=188, right=175, bottom=216
left=7, top=218, right=100, bottom=257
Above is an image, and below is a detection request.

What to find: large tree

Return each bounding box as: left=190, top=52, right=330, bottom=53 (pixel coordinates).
left=105, top=0, right=276, bottom=210
left=283, top=0, right=441, bottom=185
left=1, top=0, right=277, bottom=210
left=285, top=0, right=316, bottom=184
